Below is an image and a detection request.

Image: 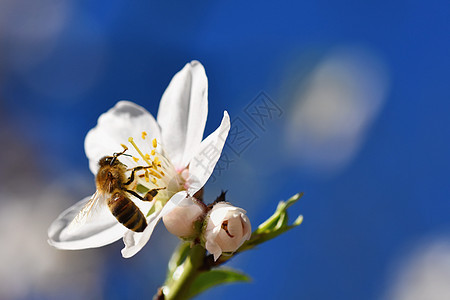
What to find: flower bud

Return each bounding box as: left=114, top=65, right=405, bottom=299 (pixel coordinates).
left=162, top=196, right=205, bottom=238
left=203, top=203, right=252, bottom=261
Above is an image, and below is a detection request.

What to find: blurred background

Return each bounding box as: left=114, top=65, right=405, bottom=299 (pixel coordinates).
left=1, top=1, right=449, bottom=299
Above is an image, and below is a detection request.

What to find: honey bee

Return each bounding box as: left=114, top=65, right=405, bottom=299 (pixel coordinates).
left=71, top=149, right=165, bottom=233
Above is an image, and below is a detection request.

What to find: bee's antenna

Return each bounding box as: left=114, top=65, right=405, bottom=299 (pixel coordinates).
left=110, top=147, right=129, bottom=165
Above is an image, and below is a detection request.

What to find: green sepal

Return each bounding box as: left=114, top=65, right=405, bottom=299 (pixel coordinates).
left=146, top=205, right=157, bottom=217
left=187, top=268, right=251, bottom=299
left=136, top=184, right=149, bottom=194
left=179, top=219, right=204, bottom=243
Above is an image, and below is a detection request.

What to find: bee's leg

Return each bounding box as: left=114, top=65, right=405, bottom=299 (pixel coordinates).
left=125, top=188, right=165, bottom=202
left=126, top=189, right=144, bottom=201
left=124, top=166, right=151, bottom=186
left=142, top=187, right=166, bottom=202
left=124, top=170, right=136, bottom=186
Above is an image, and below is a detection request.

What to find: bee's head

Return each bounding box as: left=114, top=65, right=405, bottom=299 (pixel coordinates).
left=99, top=156, right=120, bottom=167
left=98, top=148, right=132, bottom=167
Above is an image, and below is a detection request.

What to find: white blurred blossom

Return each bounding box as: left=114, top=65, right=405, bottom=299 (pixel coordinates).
left=0, top=187, right=102, bottom=299
left=286, top=47, right=389, bottom=175
left=383, top=238, right=450, bottom=300
left=0, top=0, right=70, bottom=72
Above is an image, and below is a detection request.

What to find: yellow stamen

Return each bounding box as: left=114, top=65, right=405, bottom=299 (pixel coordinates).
left=154, top=157, right=161, bottom=166
left=142, top=131, right=147, bottom=140
left=151, top=149, right=156, bottom=156
left=121, top=144, right=128, bottom=150
left=148, top=169, right=162, bottom=179
left=152, top=138, right=157, bottom=148
left=132, top=156, right=140, bottom=162
left=151, top=177, right=157, bottom=184
left=145, top=154, right=151, bottom=161
left=145, top=170, right=150, bottom=182
left=128, top=137, right=152, bottom=166
left=153, top=167, right=166, bottom=178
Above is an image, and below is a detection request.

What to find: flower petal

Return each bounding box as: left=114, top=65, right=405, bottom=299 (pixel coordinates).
left=48, top=195, right=127, bottom=250
left=209, top=202, right=245, bottom=226
left=121, top=191, right=188, bottom=258
left=204, top=216, right=223, bottom=261
left=205, top=238, right=223, bottom=262
left=242, top=214, right=252, bottom=240
left=187, top=111, right=230, bottom=195
left=157, top=61, right=208, bottom=169
left=85, top=101, right=161, bottom=174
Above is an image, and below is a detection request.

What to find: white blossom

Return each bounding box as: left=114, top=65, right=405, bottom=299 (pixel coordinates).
left=48, top=61, right=230, bottom=258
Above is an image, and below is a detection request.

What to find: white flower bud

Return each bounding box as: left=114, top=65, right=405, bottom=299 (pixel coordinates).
left=162, top=196, right=205, bottom=238
left=203, top=203, right=252, bottom=261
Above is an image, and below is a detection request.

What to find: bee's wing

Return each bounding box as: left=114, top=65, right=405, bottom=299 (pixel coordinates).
left=48, top=191, right=128, bottom=250
left=68, top=190, right=106, bottom=231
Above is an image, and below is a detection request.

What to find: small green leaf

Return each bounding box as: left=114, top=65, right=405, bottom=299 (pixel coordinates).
left=275, top=211, right=288, bottom=229
left=293, top=214, right=304, bottom=226
left=256, top=193, right=303, bottom=234
left=231, top=192, right=304, bottom=256
left=284, top=193, right=302, bottom=209
left=187, top=268, right=251, bottom=298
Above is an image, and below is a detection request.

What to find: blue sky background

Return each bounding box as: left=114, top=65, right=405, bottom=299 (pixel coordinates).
left=1, top=1, right=449, bottom=299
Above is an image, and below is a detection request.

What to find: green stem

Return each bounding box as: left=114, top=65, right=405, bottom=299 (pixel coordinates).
left=164, top=244, right=206, bottom=300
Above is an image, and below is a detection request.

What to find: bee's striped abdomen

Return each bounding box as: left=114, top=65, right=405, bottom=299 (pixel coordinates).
left=108, top=192, right=147, bottom=232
